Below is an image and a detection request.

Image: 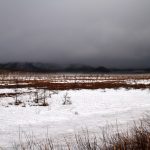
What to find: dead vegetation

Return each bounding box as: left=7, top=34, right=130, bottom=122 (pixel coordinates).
left=62, top=92, right=72, bottom=105
left=0, top=73, right=150, bottom=90
left=13, top=116, right=150, bottom=150
left=0, top=80, right=149, bottom=90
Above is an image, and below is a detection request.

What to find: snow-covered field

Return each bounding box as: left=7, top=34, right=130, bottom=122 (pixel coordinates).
left=0, top=88, right=150, bottom=149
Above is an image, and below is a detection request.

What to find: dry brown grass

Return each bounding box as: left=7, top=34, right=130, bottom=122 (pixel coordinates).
left=13, top=116, right=150, bottom=150
left=0, top=80, right=150, bottom=90
left=1, top=72, right=150, bottom=90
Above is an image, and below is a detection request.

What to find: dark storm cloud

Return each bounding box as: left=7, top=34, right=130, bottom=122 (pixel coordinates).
left=0, top=0, right=150, bottom=68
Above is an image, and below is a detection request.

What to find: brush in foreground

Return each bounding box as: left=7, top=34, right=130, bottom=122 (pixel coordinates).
left=13, top=116, right=150, bottom=150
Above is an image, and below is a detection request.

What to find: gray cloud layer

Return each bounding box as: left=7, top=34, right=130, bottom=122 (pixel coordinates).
left=0, top=0, right=150, bottom=68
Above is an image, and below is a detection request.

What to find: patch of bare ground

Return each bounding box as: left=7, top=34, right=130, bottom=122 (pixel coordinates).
left=0, top=80, right=150, bottom=90
left=0, top=92, right=20, bottom=97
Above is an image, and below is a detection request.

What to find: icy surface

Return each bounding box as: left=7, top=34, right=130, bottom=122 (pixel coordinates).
left=0, top=88, right=150, bottom=148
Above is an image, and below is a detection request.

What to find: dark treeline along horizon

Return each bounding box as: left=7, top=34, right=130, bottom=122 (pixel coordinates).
left=0, top=62, right=150, bottom=73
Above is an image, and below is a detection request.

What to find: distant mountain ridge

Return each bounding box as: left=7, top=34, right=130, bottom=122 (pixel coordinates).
left=0, top=63, right=110, bottom=73
left=0, top=62, right=150, bottom=73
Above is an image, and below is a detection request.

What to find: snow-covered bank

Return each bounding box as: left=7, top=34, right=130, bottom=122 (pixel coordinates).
left=0, top=88, right=150, bottom=148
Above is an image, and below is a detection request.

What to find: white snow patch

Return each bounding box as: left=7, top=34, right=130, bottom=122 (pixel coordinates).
left=0, top=88, right=150, bottom=148
left=126, top=79, right=150, bottom=85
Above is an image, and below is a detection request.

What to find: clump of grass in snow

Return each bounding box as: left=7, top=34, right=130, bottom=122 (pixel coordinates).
left=13, top=116, right=150, bottom=150
left=62, top=92, right=72, bottom=105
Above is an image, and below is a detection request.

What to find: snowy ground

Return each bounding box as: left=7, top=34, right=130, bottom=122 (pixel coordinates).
left=0, top=88, right=150, bottom=149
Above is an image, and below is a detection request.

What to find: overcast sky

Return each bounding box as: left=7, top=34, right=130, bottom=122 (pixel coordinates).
left=0, top=0, right=150, bottom=68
